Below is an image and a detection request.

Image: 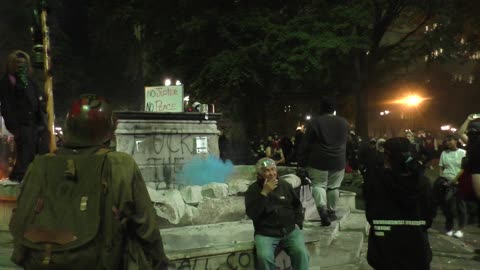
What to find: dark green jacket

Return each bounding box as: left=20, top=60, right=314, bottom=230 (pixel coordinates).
left=104, top=150, right=167, bottom=270
left=245, top=178, right=304, bottom=237
left=10, top=147, right=167, bottom=270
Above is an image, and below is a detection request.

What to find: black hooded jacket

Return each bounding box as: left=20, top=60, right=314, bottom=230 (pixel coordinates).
left=245, top=178, right=304, bottom=237
left=364, top=166, right=433, bottom=270
left=0, top=74, right=47, bottom=132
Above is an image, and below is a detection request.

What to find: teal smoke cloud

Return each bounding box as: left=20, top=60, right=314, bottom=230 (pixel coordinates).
left=177, top=155, right=234, bottom=185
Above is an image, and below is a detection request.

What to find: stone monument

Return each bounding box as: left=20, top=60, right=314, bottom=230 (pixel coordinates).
left=115, top=111, right=222, bottom=189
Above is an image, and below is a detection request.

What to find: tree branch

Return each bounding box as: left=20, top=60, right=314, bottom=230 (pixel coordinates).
left=371, top=0, right=408, bottom=50
left=382, top=12, right=432, bottom=52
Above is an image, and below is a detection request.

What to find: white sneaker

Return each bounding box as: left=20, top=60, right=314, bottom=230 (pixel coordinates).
left=453, top=230, right=464, bottom=238
left=446, top=230, right=454, bottom=237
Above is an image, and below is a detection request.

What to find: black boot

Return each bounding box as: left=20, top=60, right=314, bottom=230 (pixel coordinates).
left=327, top=210, right=338, bottom=221
left=318, top=207, right=331, bottom=226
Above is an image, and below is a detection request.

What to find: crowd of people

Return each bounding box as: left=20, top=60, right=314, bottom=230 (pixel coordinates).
left=345, top=123, right=480, bottom=233
left=247, top=98, right=480, bottom=269
left=248, top=130, right=305, bottom=166
left=3, top=50, right=480, bottom=270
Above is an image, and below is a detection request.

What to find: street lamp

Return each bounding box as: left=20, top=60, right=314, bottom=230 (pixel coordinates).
left=379, top=110, right=390, bottom=137
left=402, top=95, right=424, bottom=107
left=379, top=110, right=390, bottom=116
left=441, top=125, right=451, bottom=131
left=391, top=94, right=427, bottom=131
left=391, top=94, right=427, bottom=107
left=380, top=110, right=390, bottom=116
left=165, top=79, right=172, bottom=86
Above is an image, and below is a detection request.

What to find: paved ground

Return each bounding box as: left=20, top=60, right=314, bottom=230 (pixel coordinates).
left=428, top=205, right=480, bottom=270
left=0, top=231, right=20, bottom=270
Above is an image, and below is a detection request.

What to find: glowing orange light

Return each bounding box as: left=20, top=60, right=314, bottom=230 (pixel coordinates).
left=391, top=94, right=427, bottom=107
left=404, top=95, right=422, bottom=106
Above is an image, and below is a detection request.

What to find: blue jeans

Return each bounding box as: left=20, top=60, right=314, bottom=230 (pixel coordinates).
left=254, top=227, right=310, bottom=270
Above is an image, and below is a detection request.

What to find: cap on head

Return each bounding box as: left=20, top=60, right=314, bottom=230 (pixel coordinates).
left=63, top=94, right=116, bottom=147
left=256, top=158, right=276, bottom=174
left=384, top=137, right=413, bottom=164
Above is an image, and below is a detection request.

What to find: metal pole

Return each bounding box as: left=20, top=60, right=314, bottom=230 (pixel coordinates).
left=39, top=1, right=56, bottom=153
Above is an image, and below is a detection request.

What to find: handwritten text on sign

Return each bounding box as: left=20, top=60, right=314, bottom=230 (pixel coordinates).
left=145, top=85, right=184, bottom=112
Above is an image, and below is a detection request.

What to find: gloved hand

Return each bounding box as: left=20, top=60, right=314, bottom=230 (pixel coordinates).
left=296, top=167, right=311, bottom=186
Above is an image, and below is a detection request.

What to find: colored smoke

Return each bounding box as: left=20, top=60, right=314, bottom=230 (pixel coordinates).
left=177, top=155, right=234, bottom=186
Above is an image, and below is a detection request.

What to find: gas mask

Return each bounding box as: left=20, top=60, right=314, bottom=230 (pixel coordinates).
left=16, top=62, right=29, bottom=89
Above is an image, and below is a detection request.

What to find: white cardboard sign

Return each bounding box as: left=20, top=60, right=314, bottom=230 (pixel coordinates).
left=145, top=85, right=184, bottom=112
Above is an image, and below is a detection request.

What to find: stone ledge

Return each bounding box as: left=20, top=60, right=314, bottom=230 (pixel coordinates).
left=0, top=183, right=19, bottom=232
left=339, top=211, right=369, bottom=235
left=162, top=211, right=346, bottom=263
left=337, top=190, right=357, bottom=210
left=115, top=111, right=222, bottom=121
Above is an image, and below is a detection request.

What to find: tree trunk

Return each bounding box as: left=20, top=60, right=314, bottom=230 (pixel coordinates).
left=355, top=88, right=368, bottom=138
left=354, top=53, right=369, bottom=139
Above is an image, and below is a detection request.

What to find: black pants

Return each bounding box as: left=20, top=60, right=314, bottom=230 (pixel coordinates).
left=11, top=125, right=48, bottom=181
left=440, top=187, right=467, bottom=231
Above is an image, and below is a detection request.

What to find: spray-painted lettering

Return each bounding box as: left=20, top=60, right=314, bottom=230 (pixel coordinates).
left=173, top=251, right=292, bottom=270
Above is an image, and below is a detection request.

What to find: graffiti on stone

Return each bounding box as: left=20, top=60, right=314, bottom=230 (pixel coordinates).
left=115, top=120, right=220, bottom=186
left=143, top=157, right=185, bottom=187
left=116, top=124, right=219, bottom=186
left=117, top=129, right=194, bottom=158
left=174, top=250, right=292, bottom=270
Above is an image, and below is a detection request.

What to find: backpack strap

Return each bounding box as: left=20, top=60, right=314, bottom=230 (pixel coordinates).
left=95, top=148, right=116, bottom=269
left=96, top=147, right=113, bottom=156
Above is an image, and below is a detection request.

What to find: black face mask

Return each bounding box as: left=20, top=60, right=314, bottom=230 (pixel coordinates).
left=16, top=63, right=29, bottom=89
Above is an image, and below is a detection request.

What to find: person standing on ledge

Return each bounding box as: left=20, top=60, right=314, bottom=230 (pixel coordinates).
left=0, top=50, right=49, bottom=181
left=297, top=96, right=349, bottom=226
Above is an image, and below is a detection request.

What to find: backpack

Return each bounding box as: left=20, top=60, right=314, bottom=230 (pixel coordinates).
left=9, top=147, right=115, bottom=270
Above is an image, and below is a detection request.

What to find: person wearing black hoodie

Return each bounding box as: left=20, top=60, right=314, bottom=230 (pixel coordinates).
left=364, top=137, right=433, bottom=270
left=0, top=50, right=49, bottom=181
